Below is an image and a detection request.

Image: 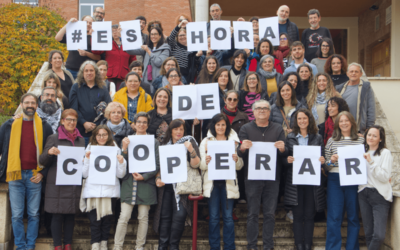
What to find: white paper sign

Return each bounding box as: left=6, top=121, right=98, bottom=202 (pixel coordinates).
left=87, top=146, right=118, bottom=185
left=196, top=83, right=220, bottom=119
left=233, top=21, right=254, bottom=49
left=186, top=21, right=208, bottom=52
left=259, top=16, right=279, bottom=46
left=338, top=144, right=367, bottom=186
left=172, top=84, right=197, bottom=120
left=172, top=83, right=220, bottom=120
left=292, top=145, right=321, bottom=186
left=56, top=146, right=85, bottom=185
left=92, top=21, right=112, bottom=51
left=128, top=135, right=156, bottom=173
left=248, top=142, right=277, bottom=180
left=159, top=144, right=187, bottom=184
left=207, top=141, right=236, bottom=180
left=66, top=21, right=87, bottom=50
left=210, top=21, right=231, bottom=50
left=120, top=20, right=142, bottom=51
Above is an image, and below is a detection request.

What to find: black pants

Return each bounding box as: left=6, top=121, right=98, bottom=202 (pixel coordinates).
left=88, top=209, right=114, bottom=244
left=51, top=214, right=75, bottom=246
left=292, top=185, right=316, bottom=246
left=158, top=185, right=187, bottom=250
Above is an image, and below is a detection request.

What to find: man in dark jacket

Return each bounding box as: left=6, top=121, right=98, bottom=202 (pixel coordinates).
left=238, top=99, right=286, bottom=250
left=69, top=60, right=112, bottom=146
left=277, top=5, right=299, bottom=42
left=0, top=93, right=53, bottom=250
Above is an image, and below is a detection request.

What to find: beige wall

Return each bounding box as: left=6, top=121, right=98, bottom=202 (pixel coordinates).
left=222, top=16, right=358, bottom=64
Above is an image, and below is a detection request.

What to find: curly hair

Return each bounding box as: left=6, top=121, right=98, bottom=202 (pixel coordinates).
left=324, top=97, right=349, bottom=121
left=324, top=54, right=348, bottom=75
left=76, top=60, right=105, bottom=89
left=104, top=102, right=127, bottom=120
left=306, top=73, right=339, bottom=109
left=292, top=108, right=318, bottom=135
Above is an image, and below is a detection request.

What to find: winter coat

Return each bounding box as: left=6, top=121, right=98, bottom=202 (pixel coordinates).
left=285, top=19, right=300, bottom=42
left=269, top=101, right=306, bottom=128
left=269, top=92, right=307, bottom=108
left=284, top=132, right=326, bottom=212
left=222, top=65, right=248, bottom=90
left=147, top=108, right=172, bottom=136
left=221, top=108, right=249, bottom=135
left=0, top=118, right=53, bottom=182
left=92, top=41, right=136, bottom=80
left=119, top=139, right=160, bottom=205
left=39, top=133, right=85, bottom=214
left=82, top=142, right=126, bottom=198
left=257, top=71, right=283, bottom=94
left=100, top=118, right=134, bottom=148
left=113, top=87, right=154, bottom=123
left=126, top=43, right=171, bottom=90
left=199, top=130, right=243, bottom=199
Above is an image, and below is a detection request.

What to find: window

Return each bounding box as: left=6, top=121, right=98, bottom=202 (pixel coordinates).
left=13, top=0, right=39, bottom=6
left=79, top=0, right=104, bottom=20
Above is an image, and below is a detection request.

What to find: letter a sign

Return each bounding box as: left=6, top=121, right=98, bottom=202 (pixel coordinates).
left=292, top=145, right=321, bottom=185
left=259, top=17, right=279, bottom=46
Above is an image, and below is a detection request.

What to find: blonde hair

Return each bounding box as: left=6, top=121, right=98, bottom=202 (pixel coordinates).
left=306, top=73, right=340, bottom=109
left=104, top=102, right=127, bottom=120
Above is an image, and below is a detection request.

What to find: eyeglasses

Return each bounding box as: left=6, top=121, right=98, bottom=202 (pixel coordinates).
left=280, top=38, right=288, bottom=41
left=95, top=11, right=105, bottom=15
left=168, top=74, right=179, bottom=79
left=23, top=101, right=36, bottom=105
left=226, top=97, right=238, bottom=102
left=136, top=121, right=148, bottom=125
left=43, top=93, right=56, bottom=98
left=96, top=133, right=108, bottom=138
left=64, top=118, right=77, bottom=123
left=255, top=107, right=270, bottom=111
left=178, top=34, right=186, bottom=37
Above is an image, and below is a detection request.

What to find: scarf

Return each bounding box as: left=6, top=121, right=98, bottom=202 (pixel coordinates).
left=7, top=113, right=44, bottom=182
left=311, top=92, right=328, bottom=124
left=36, top=107, right=62, bottom=133
left=58, top=126, right=82, bottom=146
left=324, top=116, right=335, bottom=145
left=223, top=106, right=238, bottom=117
left=258, top=68, right=277, bottom=79
left=273, top=46, right=290, bottom=70
left=167, top=135, right=197, bottom=210
left=107, top=120, right=125, bottom=136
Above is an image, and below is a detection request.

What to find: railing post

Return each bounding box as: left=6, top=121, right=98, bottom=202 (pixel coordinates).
left=189, top=194, right=204, bottom=250
left=0, top=183, right=11, bottom=250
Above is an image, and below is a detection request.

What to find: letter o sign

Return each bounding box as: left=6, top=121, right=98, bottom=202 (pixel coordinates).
left=94, top=156, right=111, bottom=172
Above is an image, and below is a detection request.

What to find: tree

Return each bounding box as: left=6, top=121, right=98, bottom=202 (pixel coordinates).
left=0, top=3, right=68, bottom=114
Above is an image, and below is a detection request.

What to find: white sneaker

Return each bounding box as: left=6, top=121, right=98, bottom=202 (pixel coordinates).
left=100, top=241, right=108, bottom=250
left=286, top=210, right=293, bottom=223
left=91, top=243, right=100, bottom=250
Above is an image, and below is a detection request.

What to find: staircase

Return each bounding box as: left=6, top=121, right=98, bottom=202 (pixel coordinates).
left=32, top=202, right=366, bottom=250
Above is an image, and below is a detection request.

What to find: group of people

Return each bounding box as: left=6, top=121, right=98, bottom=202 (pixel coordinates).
left=0, top=2, right=391, bottom=250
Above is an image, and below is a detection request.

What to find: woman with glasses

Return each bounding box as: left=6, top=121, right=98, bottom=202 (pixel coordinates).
left=273, top=33, right=292, bottom=71
left=126, top=27, right=171, bottom=94
left=152, top=57, right=187, bottom=93
left=81, top=125, right=127, bottom=250
left=167, top=16, right=201, bottom=84
left=311, top=38, right=335, bottom=74
left=257, top=55, right=283, bottom=98
left=165, top=68, right=185, bottom=91
left=238, top=72, right=268, bottom=121
left=113, top=72, right=153, bottom=127
left=39, top=109, right=85, bottom=250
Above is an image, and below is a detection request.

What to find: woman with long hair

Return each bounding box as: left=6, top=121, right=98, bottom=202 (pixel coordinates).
left=222, top=50, right=248, bottom=91
left=324, top=54, right=349, bottom=86
left=325, top=111, right=364, bottom=250
left=238, top=72, right=268, bottom=121
left=306, top=73, right=340, bottom=126
left=296, top=63, right=314, bottom=101
left=196, top=55, right=220, bottom=84
left=285, top=108, right=326, bottom=250
left=311, top=38, right=335, bottom=73
left=273, top=33, right=292, bottom=70
left=214, top=68, right=234, bottom=109
left=45, top=50, right=75, bottom=98
left=147, top=87, right=173, bottom=143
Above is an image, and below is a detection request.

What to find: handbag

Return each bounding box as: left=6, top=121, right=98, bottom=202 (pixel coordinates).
left=146, top=64, right=153, bottom=81
left=176, top=162, right=202, bottom=195
left=280, top=109, right=291, bottom=130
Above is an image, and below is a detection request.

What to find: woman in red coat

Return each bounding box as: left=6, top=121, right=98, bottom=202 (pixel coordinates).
left=92, top=24, right=136, bottom=90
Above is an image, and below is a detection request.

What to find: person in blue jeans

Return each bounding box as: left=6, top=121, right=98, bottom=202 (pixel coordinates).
left=324, top=111, right=364, bottom=250
left=199, top=113, right=243, bottom=250
left=0, top=93, right=53, bottom=250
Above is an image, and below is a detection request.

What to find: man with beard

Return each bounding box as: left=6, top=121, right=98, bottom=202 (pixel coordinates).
left=93, top=7, right=105, bottom=22
left=301, top=9, right=332, bottom=62
left=37, top=87, right=63, bottom=133
left=0, top=93, right=53, bottom=249
left=277, top=5, right=299, bottom=42
left=283, top=41, right=318, bottom=76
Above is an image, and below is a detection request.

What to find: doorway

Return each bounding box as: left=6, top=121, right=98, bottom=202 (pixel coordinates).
left=372, top=38, right=391, bottom=77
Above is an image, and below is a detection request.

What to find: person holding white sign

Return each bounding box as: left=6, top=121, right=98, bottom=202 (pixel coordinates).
left=39, top=109, right=85, bottom=250
left=81, top=125, right=126, bottom=250
left=237, top=99, right=286, bottom=250
left=222, top=50, right=248, bottom=91
left=285, top=109, right=325, bottom=250
left=358, top=125, right=393, bottom=250
left=55, top=16, right=100, bottom=79
left=324, top=111, right=364, bottom=250
left=114, top=112, right=160, bottom=250
left=200, top=114, right=243, bottom=250
left=153, top=119, right=201, bottom=249
left=126, top=27, right=171, bottom=92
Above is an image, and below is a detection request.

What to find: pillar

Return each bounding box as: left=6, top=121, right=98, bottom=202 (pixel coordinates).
left=195, top=0, right=209, bottom=22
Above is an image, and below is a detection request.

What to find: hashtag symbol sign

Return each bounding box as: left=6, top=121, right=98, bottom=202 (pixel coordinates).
left=72, top=30, right=83, bottom=43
